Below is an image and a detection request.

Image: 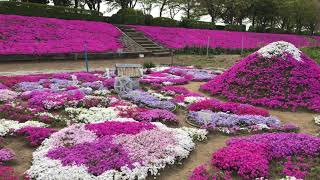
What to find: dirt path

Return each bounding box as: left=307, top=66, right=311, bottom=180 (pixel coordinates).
left=3, top=137, right=36, bottom=177
left=0, top=55, right=240, bottom=76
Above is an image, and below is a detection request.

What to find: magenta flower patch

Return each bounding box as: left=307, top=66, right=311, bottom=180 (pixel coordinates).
left=85, top=121, right=156, bottom=137
left=0, top=14, right=122, bottom=55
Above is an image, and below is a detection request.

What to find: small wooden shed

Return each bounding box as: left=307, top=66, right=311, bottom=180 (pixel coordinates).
left=115, top=64, right=143, bottom=78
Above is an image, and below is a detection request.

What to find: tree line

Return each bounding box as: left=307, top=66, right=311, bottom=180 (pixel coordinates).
left=15, top=0, right=320, bottom=34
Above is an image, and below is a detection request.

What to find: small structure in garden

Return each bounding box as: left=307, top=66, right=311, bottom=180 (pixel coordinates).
left=114, top=64, right=143, bottom=94
left=201, top=41, right=320, bottom=112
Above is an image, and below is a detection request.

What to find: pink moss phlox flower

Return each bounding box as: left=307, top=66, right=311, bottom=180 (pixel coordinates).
left=85, top=121, right=156, bottom=137
left=131, top=25, right=320, bottom=49
left=114, top=129, right=176, bottom=165
left=188, top=98, right=269, bottom=116
left=47, top=136, right=134, bottom=176
left=17, top=127, right=57, bottom=146
left=0, top=14, right=122, bottom=55
left=201, top=51, right=320, bottom=112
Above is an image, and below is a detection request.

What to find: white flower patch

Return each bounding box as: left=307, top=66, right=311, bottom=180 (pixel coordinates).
left=148, top=90, right=172, bottom=100
left=0, top=89, right=19, bottom=102
left=178, top=96, right=208, bottom=107
left=0, top=119, right=47, bottom=136
left=65, top=107, right=119, bottom=124
left=314, top=115, right=320, bottom=125
left=184, top=96, right=208, bottom=104
left=279, top=176, right=303, bottom=180
left=149, top=66, right=170, bottom=72
left=257, top=41, right=302, bottom=61
left=163, top=81, right=173, bottom=86
left=27, top=120, right=207, bottom=180
left=93, top=89, right=111, bottom=96
left=179, top=127, right=208, bottom=141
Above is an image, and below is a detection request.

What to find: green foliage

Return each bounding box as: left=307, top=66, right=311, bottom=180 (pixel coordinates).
left=27, top=0, right=49, bottom=4
left=151, top=17, right=179, bottom=27
left=109, top=8, right=145, bottom=25
left=143, top=61, right=156, bottom=68
left=144, top=14, right=153, bottom=25
left=0, top=2, right=104, bottom=21
left=301, top=47, right=320, bottom=64
left=180, top=19, right=216, bottom=29
left=225, top=24, right=246, bottom=32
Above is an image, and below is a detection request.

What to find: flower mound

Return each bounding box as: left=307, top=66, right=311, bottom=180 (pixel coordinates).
left=201, top=41, right=320, bottom=112
left=211, top=133, right=320, bottom=179
left=27, top=119, right=207, bottom=179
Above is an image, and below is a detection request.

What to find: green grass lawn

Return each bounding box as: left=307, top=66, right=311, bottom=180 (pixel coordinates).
left=301, top=47, right=320, bottom=64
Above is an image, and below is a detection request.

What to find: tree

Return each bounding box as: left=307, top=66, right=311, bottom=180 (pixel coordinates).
left=248, top=0, right=279, bottom=30
left=85, top=0, right=102, bottom=11
left=157, top=0, right=168, bottom=17
left=53, top=0, right=72, bottom=6
left=180, top=0, right=202, bottom=20
left=140, top=0, right=157, bottom=14
left=22, top=0, right=49, bottom=4
left=167, top=0, right=181, bottom=19
left=105, top=0, right=137, bottom=10
left=220, top=0, right=251, bottom=25
left=200, top=0, right=223, bottom=23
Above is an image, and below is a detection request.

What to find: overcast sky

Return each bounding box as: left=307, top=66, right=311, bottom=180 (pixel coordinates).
left=99, top=3, right=252, bottom=28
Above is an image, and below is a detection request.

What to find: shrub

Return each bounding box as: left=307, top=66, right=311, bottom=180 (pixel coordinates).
left=0, top=1, right=105, bottom=21
left=151, top=17, right=179, bottom=27
left=180, top=19, right=215, bottom=30
left=225, top=24, right=246, bottom=32
left=144, top=14, right=153, bottom=25
left=109, top=8, right=145, bottom=25
left=143, top=61, right=156, bottom=68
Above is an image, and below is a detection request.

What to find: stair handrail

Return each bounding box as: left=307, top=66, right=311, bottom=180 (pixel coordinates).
left=114, top=25, right=150, bottom=53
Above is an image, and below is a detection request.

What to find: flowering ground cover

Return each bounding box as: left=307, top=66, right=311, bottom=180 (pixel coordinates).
left=141, top=66, right=221, bottom=88
left=131, top=25, right=320, bottom=49
left=121, top=90, right=176, bottom=111
left=0, top=14, right=122, bottom=55
left=0, top=65, right=317, bottom=179
left=201, top=41, right=320, bottom=112
left=189, top=133, right=320, bottom=179
left=186, top=98, right=298, bottom=134
left=26, top=118, right=207, bottom=179
left=0, top=139, right=17, bottom=179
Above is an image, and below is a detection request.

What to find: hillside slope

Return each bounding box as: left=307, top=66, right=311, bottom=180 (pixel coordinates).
left=0, top=14, right=122, bottom=55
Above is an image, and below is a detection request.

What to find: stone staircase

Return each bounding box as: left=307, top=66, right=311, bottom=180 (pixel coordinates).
left=117, top=25, right=171, bottom=57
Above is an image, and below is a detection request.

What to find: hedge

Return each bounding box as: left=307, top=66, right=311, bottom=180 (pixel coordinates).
left=150, top=17, right=179, bottom=27
left=0, top=1, right=107, bottom=21
left=180, top=19, right=215, bottom=29
left=109, top=8, right=145, bottom=25
left=224, top=24, right=246, bottom=32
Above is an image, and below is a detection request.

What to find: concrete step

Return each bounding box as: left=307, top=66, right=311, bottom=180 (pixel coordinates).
left=139, top=42, right=156, bottom=46
left=126, top=32, right=144, bottom=35
left=131, top=37, right=148, bottom=40
left=153, top=52, right=171, bottom=57
left=144, top=46, right=163, bottom=50
left=152, top=49, right=170, bottom=52
left=140, top=44, right=158, bottom=47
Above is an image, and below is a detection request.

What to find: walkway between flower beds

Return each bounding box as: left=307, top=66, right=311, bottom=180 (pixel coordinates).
left=3, top=82, right=319, bottom=179
left=155, top=82, right=319, bottom=180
